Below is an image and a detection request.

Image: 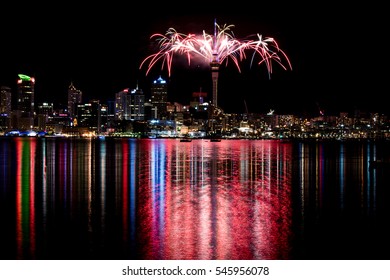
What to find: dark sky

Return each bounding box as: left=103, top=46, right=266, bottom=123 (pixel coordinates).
left=0, top=2, right=388, bottom=116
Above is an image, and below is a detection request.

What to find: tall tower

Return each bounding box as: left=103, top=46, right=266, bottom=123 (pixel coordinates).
left=210, top=58, right=219, bottom=108
left=68, top=81, right=82, bottom=119
left=210, top=19, right=220, bottom=108
left=16, top=74, right=35, bottom=129
left=150, top=76, right=168, bottom=120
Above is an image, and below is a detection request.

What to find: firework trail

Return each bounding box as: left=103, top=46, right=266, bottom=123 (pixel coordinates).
left=139, top=20, right=292, bottom=77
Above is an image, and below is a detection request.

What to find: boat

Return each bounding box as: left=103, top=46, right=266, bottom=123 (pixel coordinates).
left=180, top=138, right=192, bottom=142
left=210, top=138, right=221, bottom=142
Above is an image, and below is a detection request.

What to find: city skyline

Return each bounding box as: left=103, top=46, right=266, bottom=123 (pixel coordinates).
left=2, top=72, right=389, bottom=119
left=0, top=3, right=388, bottom=116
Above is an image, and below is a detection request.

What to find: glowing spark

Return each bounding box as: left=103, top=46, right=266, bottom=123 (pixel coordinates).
left=140, top=21, right=292, bottom=77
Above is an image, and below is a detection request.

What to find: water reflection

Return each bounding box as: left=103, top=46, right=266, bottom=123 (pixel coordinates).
left=0, top=137, right=389, bottom=260
left=16, top=138, right=36, bottom=259
left=293, top=141, right=389, bottom=259
left=129, top=139, right=293, bottom=259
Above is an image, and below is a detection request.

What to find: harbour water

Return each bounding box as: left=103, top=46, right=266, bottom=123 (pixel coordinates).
left=0, top=137, right=389, bottom=260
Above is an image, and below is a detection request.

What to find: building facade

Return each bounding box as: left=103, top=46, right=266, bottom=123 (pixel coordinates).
left=150, top=76, right=168, bottom=120
left=0, top=86, right=12, bottom=130
left=68, top=82, right=83, bottom=119
left=115, top=86, right=145, bottom=121
left=15, top=74, right=35, bottom=130
left=126, top=86, right=145, bottom=121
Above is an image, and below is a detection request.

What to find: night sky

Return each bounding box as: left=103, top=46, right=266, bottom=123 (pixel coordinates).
left=0, top=2, right=388, bottom=116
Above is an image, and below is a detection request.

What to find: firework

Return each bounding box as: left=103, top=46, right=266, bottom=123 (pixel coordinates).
left=140, top=19, right=292, bottom=107
left=140, top=19, right=291, bottom=76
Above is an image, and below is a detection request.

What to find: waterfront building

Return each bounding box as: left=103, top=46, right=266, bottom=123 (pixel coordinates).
left=126, top=86, right=145, bottom=121
left=15, top=74, right=35, bottom=130
left=76, top=99, right=101, bottom=133
left=0, top=86, right=12, bottom=130
left=36, top=102, right=54, bottom=131
left=150, top=76, right=168, bottom=120
left=115, top=85, right=145, bottom=121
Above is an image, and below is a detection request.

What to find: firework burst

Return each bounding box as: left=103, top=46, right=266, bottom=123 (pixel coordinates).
left=140, top=19, right=292, bottom=77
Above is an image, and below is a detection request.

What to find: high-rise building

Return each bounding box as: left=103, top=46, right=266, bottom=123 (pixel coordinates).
left=150, top=76, right=168, bottom=120
left=17, top=74, right=35, bottom=116
left=36, top=102, right=54, bottom=131
left=68, top=82, right=82, bottom=119
left=0, top=86, right=12, bottom=129
left=115, top=85, right=145, bottom=121
left=99, top=103, right=109, bottom=133
left=16, top=74, right=35, bottom=129
left=115, top=89, right=127, bottom=120
left=76, top=99, right=100, bottom=131
left=0, top=86, right=12, bottom=117
left=126, top=85, right=145, bottom=121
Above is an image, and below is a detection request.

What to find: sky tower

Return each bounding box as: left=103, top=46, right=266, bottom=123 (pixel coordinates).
left=140, top=18, right=292, bottom=111
left=210, top=19, right=220, bottom=108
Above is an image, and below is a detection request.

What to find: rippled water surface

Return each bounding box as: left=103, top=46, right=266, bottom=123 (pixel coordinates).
left=1, top=137, right=389, bottom=260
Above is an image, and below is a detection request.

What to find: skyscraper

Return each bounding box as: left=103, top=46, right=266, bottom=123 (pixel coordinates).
left=150, top=76, right=168, bottom=120
left=17, top=74, right=35, bottom=115
left=0, top=86, right=12, bottom=117
left=76, top=99, right=100, bottom=131
left=126, top=85, right=145, bottom=121
left=115, top=89, right=127, bottom=120
left=16, top=74, right=35, bottom=129
left=0, top=86, right=12, bottom=129
left=68, top=82, right=82, bottom=119
left=115, top=85, right=145, bottom=121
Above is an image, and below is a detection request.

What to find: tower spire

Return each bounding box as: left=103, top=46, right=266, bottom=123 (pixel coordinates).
left=210, top=19, right=220, bottom=108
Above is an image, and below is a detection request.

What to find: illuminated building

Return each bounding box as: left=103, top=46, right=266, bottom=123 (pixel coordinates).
left=126, top=86, right=145, bottom=121
left=67, top=82, right=82, bottom=119
left=115, top=89, right=126, bottom=120
left=150, top=76, right=168, bottom=120
left=16, top=74, right=35, bottom=129
left=0, top=86, right=12, bottom=129
left=36, top=102, right=54, bottom=131
left=115, top=85, right=145, bottom=121
left=76, top=99, right=101, bottom=132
